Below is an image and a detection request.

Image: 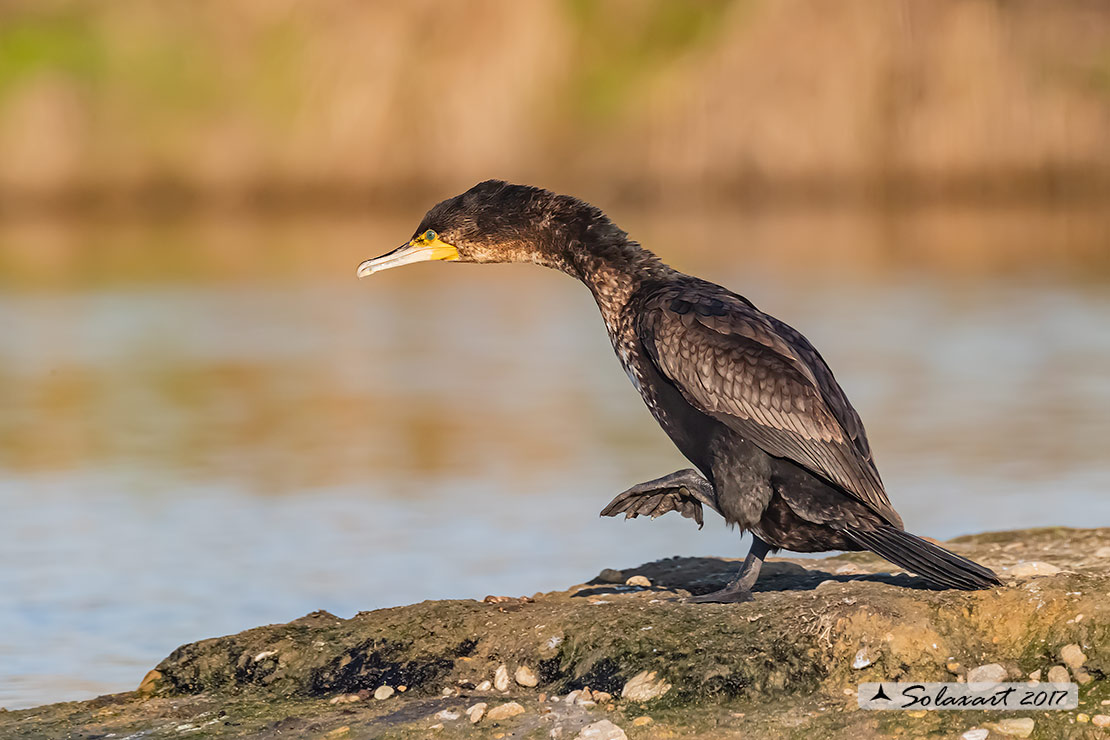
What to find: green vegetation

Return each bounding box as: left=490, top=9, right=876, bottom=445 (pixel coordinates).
left=562, top=0, right=734, bottom=122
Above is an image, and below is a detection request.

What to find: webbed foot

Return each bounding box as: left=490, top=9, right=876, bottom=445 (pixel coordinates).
left=685, top=588, right=755, bottom=604
left=599, top=469, right=720, bottom=529
left=684, top=536, right=772, bottom=604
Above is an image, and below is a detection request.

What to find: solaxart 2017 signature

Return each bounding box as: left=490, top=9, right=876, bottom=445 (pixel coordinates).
left=858, top=682, right=1077, bottom=711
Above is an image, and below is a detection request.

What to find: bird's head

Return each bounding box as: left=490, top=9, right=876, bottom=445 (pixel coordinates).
left=357, top=179, right=614, bottom=278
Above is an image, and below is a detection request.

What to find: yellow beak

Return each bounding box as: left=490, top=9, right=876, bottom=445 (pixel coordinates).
left=356, top=237, right=459, bottom=278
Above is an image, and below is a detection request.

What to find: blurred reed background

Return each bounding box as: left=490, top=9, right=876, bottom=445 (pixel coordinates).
left=1, top=0, right=1108, bottom=709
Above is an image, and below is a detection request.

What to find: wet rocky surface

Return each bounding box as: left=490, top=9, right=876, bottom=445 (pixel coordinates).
left=3, top=527, right=1109, bottom=739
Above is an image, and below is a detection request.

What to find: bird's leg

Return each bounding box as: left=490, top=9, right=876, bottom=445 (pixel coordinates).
left=599, top=469, right=720, bottom=529
left=686, top=535, right=772, bottom=603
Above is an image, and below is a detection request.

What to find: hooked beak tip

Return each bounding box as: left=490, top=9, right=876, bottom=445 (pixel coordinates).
left=357, top=240, right=458, bottom=280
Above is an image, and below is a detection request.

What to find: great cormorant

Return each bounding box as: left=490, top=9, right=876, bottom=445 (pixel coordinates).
left=358, top=180, right=1000, bottom=601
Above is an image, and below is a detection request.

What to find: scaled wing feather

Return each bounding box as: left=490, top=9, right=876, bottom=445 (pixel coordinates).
left=637, top=283, right=898, bottom=524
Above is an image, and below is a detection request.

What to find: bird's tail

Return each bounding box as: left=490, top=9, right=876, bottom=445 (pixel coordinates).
left=841, top=525, right=1001, bottom=590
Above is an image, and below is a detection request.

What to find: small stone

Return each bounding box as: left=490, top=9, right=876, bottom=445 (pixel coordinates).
left=621, top=670, right=672, bottom=702
left=467, top=702, right=487, bottom=723
left=625, top=575, right=651, bottom=588
left=967, top=663, right=1006, bottom=687
left=597, top=568, right=625, bottom=584
left=1078, top=713, right=1090, bottom=723
left=494, top=664, right=511, bottom=692
left=476, top=680, right=492, bottom=691
left=592, top=691, right=612, bottom=703
left=907, top=710, right=926, bottom=718
left=434, top=710, right=460, bottom=721
left=397, top=685, right=407, bottom=692
left=429, top=724, right=443, bottom=730
left=960, top=730, right=989, bottom=740
left=373, top=685, right=394, bottom=701
left=1028, top=669, right=1041, bottom=682
left=515, top=665, right=539, bottom=687
left=569, top=688, right=597, bottom=707
left=441, top=687, right=454, bottom=697
left=328, top=693, right=361, bottom=705
left=1061, top=644, right=1087, bottom=669
left=1093, top=714, right=1110, bottom=727
left=1047, top=665, right=1070, bottom=684
left=632, top=716, right=653, bottom=726
left=946, top=661, right=962, bottom=674
left=1102, top=699, right=1110, bottom=705
left=993, top=717, right=1035, bottom=737
left=573, top=719, right=627, bottom=740
left=852, top=648, right=872, bottom=669
left=1006, top=561, right=1060, bottom=578
left=486, top=702, right=526, bottom=721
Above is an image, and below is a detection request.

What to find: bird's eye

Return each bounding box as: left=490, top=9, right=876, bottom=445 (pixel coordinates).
left=423, top=229, right=438, bottom=242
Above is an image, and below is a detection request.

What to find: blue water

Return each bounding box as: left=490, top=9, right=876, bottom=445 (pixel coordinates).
left=1, top=223, right=1108, bottom=709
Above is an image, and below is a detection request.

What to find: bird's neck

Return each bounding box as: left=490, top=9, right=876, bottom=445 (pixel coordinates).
left=533, top=204, right=671, bottom=323
left=565, top=239, right=669, bottom=322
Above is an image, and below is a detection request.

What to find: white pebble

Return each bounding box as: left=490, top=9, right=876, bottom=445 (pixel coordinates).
left=494, top=664, right=510, bottom=692
left=434, top=710, right=460, bottom=721
left=573, top=719, right=628, bottom=740
left=515, top=665, right=539, bottom=687
left=1061, top=643, right=1086, bottom=669
left=466, top=702, right=487, bottom=724
left=621, top=670, right=671, bottom=702
left=485, top=701, right=525, bottom=721
left=993, top=717, right=1034, bottom=737
left=967, top=663, right=1006, bottom=687
left=1046, top=665, right=1070, bottom=684
left=625, top=575, right=651, bottom=588
left=373, top=685, right=394, bottom=700
left=851, top=648, right=872, bottom=669
left=1006, top=561, right=1060, bottom=578
left=960, top=730, right=989, bottom=740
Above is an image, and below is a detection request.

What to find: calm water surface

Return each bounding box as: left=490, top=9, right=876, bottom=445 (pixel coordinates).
left=1, top=208, right=1108, bottom=708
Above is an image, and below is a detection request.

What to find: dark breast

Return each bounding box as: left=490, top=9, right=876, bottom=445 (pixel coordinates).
left=609, top=314, right=722, bottom=477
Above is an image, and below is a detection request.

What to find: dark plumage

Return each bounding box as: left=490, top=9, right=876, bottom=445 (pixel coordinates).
left=358, top=180, right=1001, bottom=600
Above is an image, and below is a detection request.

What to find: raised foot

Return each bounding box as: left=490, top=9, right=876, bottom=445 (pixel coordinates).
left=685, top=588, right=755, bottom=604
left=599, top=469, right=720, bottom=528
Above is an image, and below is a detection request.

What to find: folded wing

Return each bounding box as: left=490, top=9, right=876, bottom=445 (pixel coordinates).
left=637, top=282, right=901, bottom=526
